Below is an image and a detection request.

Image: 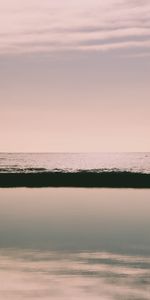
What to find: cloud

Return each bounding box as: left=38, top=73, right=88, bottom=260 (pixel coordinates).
left=0, top=0, right=150, bottom=56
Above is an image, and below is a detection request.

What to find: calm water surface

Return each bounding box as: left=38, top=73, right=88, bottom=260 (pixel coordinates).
left=0, top=188, right=150, bottom=299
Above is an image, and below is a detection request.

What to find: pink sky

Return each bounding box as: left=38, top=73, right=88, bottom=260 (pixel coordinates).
left=0, top=0, right=150, bottom=151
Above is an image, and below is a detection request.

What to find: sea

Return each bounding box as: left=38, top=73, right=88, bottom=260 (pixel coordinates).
left=0, top=152, right=150, bottom=300
left=0, top=152, right=150, bottom=173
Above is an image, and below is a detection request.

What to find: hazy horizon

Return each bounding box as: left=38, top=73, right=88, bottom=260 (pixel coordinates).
left=0, top=0, right=150, bottom=152
left=0, top=151, right=149, bottom=153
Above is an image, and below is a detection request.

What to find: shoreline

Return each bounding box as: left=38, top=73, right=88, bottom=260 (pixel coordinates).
left=0, top=171, right=150, bottom=188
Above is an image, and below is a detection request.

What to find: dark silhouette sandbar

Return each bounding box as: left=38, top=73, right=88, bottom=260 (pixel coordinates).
left=0, top=171, right=150, bottom=188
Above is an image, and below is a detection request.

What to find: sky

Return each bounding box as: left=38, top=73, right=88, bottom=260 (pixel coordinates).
left=0, top=0, right=150, bottom=152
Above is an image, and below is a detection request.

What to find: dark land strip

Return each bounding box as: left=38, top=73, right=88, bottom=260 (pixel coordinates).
left=0, top=171, right=150, bottom=188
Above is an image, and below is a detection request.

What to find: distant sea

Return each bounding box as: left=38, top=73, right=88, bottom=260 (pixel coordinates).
left=0, top=152, right=150, bottom=173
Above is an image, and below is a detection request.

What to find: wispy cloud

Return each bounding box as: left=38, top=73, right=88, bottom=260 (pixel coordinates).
left=0, top=0, right=150, bottom=56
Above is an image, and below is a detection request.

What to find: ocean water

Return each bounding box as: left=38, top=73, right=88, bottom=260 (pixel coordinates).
left=0, top=152, right=150, bottom=173
left=0, top=153, right=150, bottom=299
left=0, top=188, right=150, bottom=300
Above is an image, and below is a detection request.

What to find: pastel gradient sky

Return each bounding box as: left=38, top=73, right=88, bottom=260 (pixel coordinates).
left=0, top=0, right=150, bottom=152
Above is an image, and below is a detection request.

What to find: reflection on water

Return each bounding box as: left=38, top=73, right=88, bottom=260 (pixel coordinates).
left=0, top=188, right=150, bottom=299
left=0, top=249, right=150, bottom=299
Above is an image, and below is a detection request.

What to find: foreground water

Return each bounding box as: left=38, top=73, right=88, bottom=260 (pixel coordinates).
left=0, top=152, right=150, bottom=173
left=0, top=188, right=150, bottom=299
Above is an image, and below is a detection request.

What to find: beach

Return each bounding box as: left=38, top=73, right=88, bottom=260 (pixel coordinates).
left=0, top=187, right=150, bottom=300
